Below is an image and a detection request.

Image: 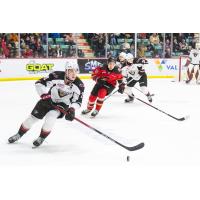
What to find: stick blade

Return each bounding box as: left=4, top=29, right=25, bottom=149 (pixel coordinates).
left=178, top=115, right=190, bottom=121
left=126, top=142, right=145, bottom=151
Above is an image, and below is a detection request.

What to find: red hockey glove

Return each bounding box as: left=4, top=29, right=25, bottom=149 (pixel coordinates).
left=41, top=94, right=51, bottom=100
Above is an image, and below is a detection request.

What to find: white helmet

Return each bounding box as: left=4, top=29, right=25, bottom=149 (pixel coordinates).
left=119, top=52, right=126, bottom=61
left=126, top=53, right=134, bottom=63
left=65, top=60, right=79, bottom=73
left=65, top=61, right=79, bottom=83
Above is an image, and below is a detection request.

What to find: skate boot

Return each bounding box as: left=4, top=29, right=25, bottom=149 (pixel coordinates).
left=33, top=136, right=45, bottom=147
left=146, top=93, right=153, bottom=103
left=185, top=79, right=191, bottom=84
left=81, top=109, right=92, bottom=115
left=91, top=110, right=99, bottom=117
left=124, top=95, right=134, bottom=103
left=8, top=133, right=21, bottom=143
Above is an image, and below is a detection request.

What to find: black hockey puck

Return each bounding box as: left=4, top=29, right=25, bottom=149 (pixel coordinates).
left=126, top=156, right=130, bottom=162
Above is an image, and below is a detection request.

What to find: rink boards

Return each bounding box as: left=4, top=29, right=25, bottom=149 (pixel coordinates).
left=0, top=58, right=188, bottom=81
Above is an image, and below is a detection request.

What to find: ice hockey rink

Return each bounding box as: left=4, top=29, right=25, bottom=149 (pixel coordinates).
left=0, top=78, right=200, bottom=166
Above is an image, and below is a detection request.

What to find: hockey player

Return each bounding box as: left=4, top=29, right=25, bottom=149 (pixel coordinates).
left=184, top=48, right=200, bottom=84
left=8, top=62, right=85, bottom=147
left=81, top=57, right=125, bottom=117
left=116, top=52, right=127, bottom=69
left=126, top=52, right=134, bottom=66
left=122, top=55, right=152, bottom=103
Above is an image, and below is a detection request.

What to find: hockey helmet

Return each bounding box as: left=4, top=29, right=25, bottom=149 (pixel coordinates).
left=64, top=61, right=79, bottom=83
left=126, top=53, right=134, bottom=64
left=119, top=52, right=127, bottom=61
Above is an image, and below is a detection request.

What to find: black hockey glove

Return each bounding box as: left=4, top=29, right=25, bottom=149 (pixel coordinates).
left=97, top=78, right=107, bottom=86
left=65, top=107, right=75, bottom=121
left=118, top=83, right=126, bottom=94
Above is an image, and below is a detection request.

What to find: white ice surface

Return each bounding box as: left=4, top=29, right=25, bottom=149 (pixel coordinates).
left=0, top=79, right=200, bottom=166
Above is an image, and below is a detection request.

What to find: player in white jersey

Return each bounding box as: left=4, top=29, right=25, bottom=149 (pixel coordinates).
left=116, top=52, right=127, bottom=69
left=8, top=62, right=85, bottom=147
left=121, top=54, right=152, bottom=103
left=184, top=48, right=200, bottom=84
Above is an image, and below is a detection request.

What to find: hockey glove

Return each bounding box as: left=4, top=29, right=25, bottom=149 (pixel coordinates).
left=97, top=78, right=107, bottom=86
left=41, top=93, right=51, bottom=100
left=65, top=107, right=75, bottom=121
left=118, top=83, right=126, bottom=94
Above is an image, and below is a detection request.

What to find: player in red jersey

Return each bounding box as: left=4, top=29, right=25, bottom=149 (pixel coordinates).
left=82, top=57, right=125, bottom=117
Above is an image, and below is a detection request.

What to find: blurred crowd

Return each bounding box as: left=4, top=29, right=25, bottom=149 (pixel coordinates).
left=0, top=33, right=199, bottom=59
left=83, top=33, right=106, bottom=57
left=0, top=33, right=19, bottom=58
left=48, top=33, right=76, bottom=58
left=20, top=33, right=47, bottom=58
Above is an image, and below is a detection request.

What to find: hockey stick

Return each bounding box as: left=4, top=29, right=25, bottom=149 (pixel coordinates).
left=54, top=105, right=145, bottom=151
left=134, top=97, right=189, bottom=121
left=104, top=89, right=118, bottom=101
left=74, top=117, right=144, bottom=151
left=104, top=78, right=135, bottom=102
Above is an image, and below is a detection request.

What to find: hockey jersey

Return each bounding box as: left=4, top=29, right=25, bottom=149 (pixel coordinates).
left=121, top=63, right=146, bottom=81
left=35, top=71, right=85, bottom=109
left=189, top=49, right=200, bottom=65
left=91, top=65, right=123, bottom=87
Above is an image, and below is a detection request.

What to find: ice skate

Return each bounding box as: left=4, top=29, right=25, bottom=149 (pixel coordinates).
left=33, top=136, right=45, bottom=147
left=8, top=133, right=21, bottom=143
left=81, top=109, right=92, bottom=115
left=124, top=95, right=134, bottom=103
left=91, top=110, right=99, bottom=117
left=146, top=93, right=153, bottom=103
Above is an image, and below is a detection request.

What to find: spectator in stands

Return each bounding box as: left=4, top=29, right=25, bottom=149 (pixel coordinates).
left=95, top=33, right=105, bottom=57
left=55, top=45, right=62, bottom=57
left=78, top=49, right=85, bottom=57
left=121, top=42, right=130, bottom=53
left=36, top=43, right=44, bottom=58
left=22, top=45, right=33, bottom=58
left=152, top=49, right=161, bottom=58
left=65, top=33, right=76, bottom=46
left=20, top=33, right=47, bottom=58
left=179, top=39, right=189, bottom=55
left=138, top=33, right=147, bottom=39
left=149, top=33, right=160, bottom=50
left=165, top=38, right=171, bottom=58
left=165, top=47, right=171, bottom=58
left=173, top=38, right=180, bottom=53
left=137, top=43, right=147, bottom=58
left=0, top=33, right=19, bottom=58
left=109, top=33, right=117, bottom=45
left=1, top=36, right=9, bottom=58
left=48, top=45, right=54, bottom=58
left=189, top=38, right=196, bottom=49
left=150, top=33, right=160, bottom=45
left=9, top=33, right=18, bottom=43
left=177, top=33, right=185, bottom=43
left=165, top=39, right=171, bottom=49
left=130, top=40, right=135, bottom=55
left=29, top=36, right=37, bottom=54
